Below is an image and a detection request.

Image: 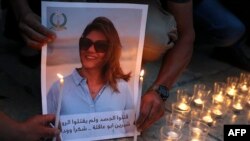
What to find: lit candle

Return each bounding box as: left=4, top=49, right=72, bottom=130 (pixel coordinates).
left=172, top=118, right=184, bottom=129
left=230, top=114, right=237, bottom=123
left=190, top=138, right=201, bottom=141
left=194, top=98, right=204, bottom=106
left=226, top=87, right=237, bottom=97
left=134, top=69, right=144, bottom=141
left=167, top=131, right=178, bottom=138
left=240, top=84, right=248, bottom=93
left=178, top=103, right=189, bottom=111
left=136, top=69, right=144, bottom=115
left=138, top=69, right=144, bottom=98
left=202, top=111, right=213, bottom=125
left=191, top=127, right=202, bottom=138
left=213, top=93, right=224, bottom=103
left=232, top=103, right=243, bottom=111
left=247, top=98, right=250, bottom=106
left=173, top=119, right=184, bottom=126
left=212, top=108, right=223, bottom=118
left=53, top=73, right=64, bottom=141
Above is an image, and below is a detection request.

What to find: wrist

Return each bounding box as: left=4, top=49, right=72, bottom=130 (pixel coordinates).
left=149, top=84, right=169, bottom=101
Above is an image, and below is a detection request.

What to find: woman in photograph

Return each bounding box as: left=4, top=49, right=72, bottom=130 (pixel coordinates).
left=47, top=17, right=133, bottom=115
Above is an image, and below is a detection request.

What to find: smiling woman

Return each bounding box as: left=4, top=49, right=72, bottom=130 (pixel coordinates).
left=47, top=16, right=134, bottom=115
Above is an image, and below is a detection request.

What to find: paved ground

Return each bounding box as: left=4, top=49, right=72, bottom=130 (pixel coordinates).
left=0, top=4, right=248, bottom=141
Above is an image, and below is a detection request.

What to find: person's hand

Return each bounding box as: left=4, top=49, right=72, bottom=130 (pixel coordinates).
left=136, top=90, right=165, bottom=131
left=18, top=12, right=56, bottom=50
left=17, top=114, right=60, bottom=141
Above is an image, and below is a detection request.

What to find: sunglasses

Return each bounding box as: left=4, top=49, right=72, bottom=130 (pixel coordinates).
left=79, top=37, right=109, bottom=53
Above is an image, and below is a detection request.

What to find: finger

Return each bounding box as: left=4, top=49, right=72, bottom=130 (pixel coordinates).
left=136, top=101, right=152, bottom=130
left=21, top=33, right=44, bottom=50
left=138, top=98, right=165, bottom=131
left=25, top=13, right=56, bottom=41
left=34, top=24, right=56, bottom=41
left=42, top=114, right=56, bottom=123
left=19, top=22, right=48, bottom=44
left=36, top=114, right=56, bottom=125
left=140, top=105, right=164, bottom=131
left=41, top=127, right=60, bottom=138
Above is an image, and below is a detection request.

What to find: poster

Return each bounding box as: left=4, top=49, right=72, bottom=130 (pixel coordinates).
left=41, top=1, right=147, bottom=141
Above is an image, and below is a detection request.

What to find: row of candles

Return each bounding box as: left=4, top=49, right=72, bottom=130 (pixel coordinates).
left=160, top=72, right=250, bottom=141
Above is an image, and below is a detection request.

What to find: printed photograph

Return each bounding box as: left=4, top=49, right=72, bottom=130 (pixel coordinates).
left=41, top=2, right=147, bottom=140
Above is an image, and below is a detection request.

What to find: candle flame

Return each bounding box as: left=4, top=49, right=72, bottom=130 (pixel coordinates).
left=57, top=73, right=64, bottom=83
left=140, top=69, right=145, bottom=77
left=57, top=73, right=63, bottom=79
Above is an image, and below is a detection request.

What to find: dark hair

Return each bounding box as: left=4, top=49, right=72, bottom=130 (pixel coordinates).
left=80, top=17, right=131, bottom=92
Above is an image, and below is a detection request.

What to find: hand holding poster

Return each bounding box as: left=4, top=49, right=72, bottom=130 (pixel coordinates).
left=41, top=2, right=147, bottom=140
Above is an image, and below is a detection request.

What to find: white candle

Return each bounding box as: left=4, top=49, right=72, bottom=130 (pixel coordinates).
left=172, top=118, right=184, bottom=130
left=213, top=94, right=224, bottom=103
left=192, top=127, right=202, bottom=134
left=53, top=73, right=64, bottom=141
left=212, top=108, right=223, bottom=117
left=134, top=69, right=144, bottom=141
left=227, top=87, right=237, bottom=97
left=194, top=98, right=204, bottom=106
left=202, top=115, right=213, bottom=124
left=191, top=127, right=202, bottom=138
left=167, top=131, right=178, bottom=138
left=173, top=119, right=184, bottom=126
left=178, top=103, right=189, bottom=111
left=233, top=103, right=243, bottom=111
left=240, top=84, right=248, bottom=93
left=190, top=138, right=201, bottom=141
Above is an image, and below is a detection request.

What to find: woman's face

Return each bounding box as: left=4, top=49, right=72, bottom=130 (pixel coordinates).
left=80, top=30, right=108, bottom=70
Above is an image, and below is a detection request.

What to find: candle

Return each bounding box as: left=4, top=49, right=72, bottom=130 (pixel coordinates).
left=240, top=84, right=248, bottom=93
left=213, top=94, right=224, bottom=103
left=247, top=97, right=250, bottom=106
left=230, top=114, right=237, bottom=123
left=189, top=120, right=210, bottom=141
left=172, top=118, right=184, bottom=130
left=136, top=69, right=144, bottom=116
left=167, top=131, right=178, bottom=138
left=232, top=103, right=243, bottom=111
left=202, top=115, right=213, bottom=125
left=178, top=103, right=189, bottom=111
left=173, top=119, right=184, bottom=126
left=191, top=127, right=202, bottom=138
left=194, top=98, right=204, bottom=106
left=138, top=70, right=144, bottom=100
left=134, top=69, right=144, bottom=141
left=53, top=73, right=64, bottom=141
left=226, top=86, right=237, bottom=97
left=212, top=108, right=223, bottom=117
left=190, top=139, right=201, bottom=141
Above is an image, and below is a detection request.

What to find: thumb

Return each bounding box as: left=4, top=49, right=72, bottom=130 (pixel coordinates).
left=39, top=114, right=56, bottom=125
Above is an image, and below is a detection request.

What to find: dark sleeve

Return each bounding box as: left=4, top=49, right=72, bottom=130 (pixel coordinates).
left=2, top=0, right=41, bottom=42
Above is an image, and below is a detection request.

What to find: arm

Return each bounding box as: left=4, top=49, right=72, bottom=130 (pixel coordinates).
left=136, top=0, right=195, bottom=131
left=156, top=0, right=195, bottom=88
left=0, top=112, right=59, bottom=141
left=8, top=0, right=56, bottom=49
